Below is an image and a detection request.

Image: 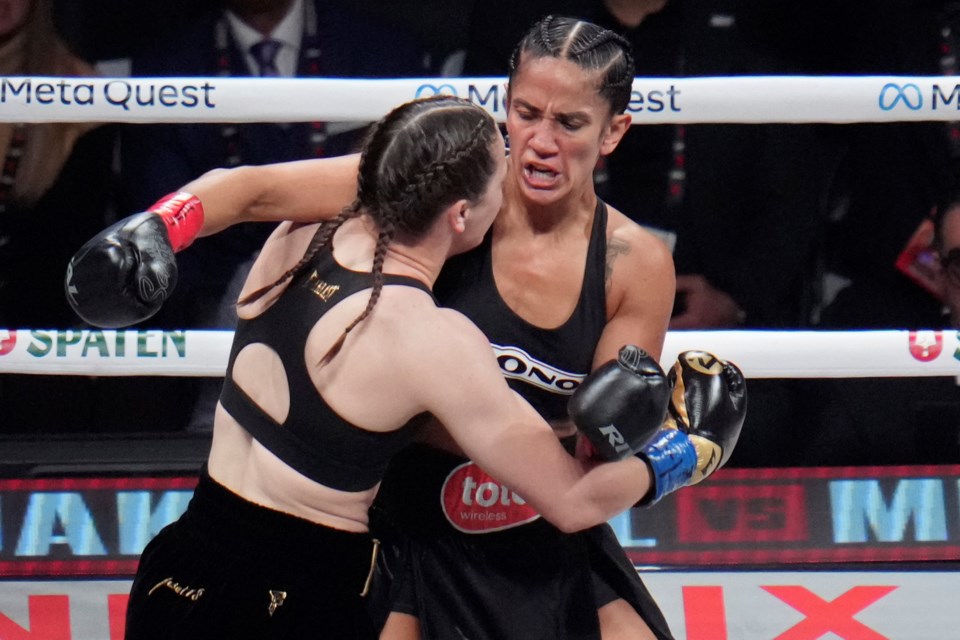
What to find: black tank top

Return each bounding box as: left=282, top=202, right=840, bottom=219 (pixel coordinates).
left=434, top=200, right=609, bottom=420
left=219, top=247, right=432, bottom=491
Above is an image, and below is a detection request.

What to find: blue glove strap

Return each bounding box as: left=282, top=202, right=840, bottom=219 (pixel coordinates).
left=637, top=428, right=697, bottom=506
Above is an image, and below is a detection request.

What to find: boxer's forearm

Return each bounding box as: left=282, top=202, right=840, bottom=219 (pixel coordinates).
left=184, top=154, right=361, bottom=236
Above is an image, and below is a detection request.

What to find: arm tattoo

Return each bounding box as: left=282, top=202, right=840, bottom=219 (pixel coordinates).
left=605, top=237, right=630, bottom=292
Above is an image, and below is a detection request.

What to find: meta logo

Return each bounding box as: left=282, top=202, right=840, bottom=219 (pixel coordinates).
left=879, top=81, right=960, bottom=112
left=415, top=83, right=458, bottom=98
left=878, top=82, right=923, bottom=111
left=491, top=344, right=586, bottom=394
left=414, top=82, right=507, bottom=112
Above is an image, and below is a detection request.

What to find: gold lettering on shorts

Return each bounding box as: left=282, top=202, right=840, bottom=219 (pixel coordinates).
left=148, top=576, right=205, bottom=601
left=304, top=270, right=340, bottom=302
left=361, top=538, right=380, bottom=597
left=268, top=590, right=287, bottom=616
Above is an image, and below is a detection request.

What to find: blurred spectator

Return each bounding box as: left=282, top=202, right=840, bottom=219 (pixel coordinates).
left=938, top=190, right=960, bottom=327
left=671, top=1, right=845, bottom=330
left=660, top=3, right=846, bottom=467
left=120, top=0, right=431, bottom=331
left=351, top=0, right=475, bottom=75
left=0, top=0, right=120, bottom=433
left=52, top=0, right=218, bottom=62
left=801, top=194, right=960, bottom=466
left=820, top=0, right=955, bottom=329
left=116, top=0, right=432, bottom=430
left=0, top=0, right=115, bottom=328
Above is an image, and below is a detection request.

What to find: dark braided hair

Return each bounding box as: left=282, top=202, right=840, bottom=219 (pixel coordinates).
left=508, top=15, right=636, bottom=116
left=240, top=95, right=499, bottom=363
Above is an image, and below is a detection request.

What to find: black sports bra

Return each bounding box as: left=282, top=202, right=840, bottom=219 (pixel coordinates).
left=219, top=247, right=433, bottom=491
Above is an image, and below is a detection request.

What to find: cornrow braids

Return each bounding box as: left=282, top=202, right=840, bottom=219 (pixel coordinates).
left=509, top=15, right=636, bottom=116
left=538, top=14, right=555, bottom=51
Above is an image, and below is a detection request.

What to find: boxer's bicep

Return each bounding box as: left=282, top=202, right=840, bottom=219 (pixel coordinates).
left=185, top=155, right=361, bottom=235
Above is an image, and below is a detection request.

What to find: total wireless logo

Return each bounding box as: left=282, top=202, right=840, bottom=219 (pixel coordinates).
left=441, top=462, right=540, bottom=533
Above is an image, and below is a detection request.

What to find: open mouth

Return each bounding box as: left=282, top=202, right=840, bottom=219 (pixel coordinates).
left=522, top=162, right=559, bottom=188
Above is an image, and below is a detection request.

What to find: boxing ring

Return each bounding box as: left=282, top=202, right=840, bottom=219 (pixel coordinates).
left=1, top=75, right=960, bottom=639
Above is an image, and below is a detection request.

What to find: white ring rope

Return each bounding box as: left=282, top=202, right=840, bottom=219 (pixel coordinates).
left=1, top=76, right=957, bottom=382
left=0, top=329, right=957, bottom=379
left=0, top=75, right=957, bottom=124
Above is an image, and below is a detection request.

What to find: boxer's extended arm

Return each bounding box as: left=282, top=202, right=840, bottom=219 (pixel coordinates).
left=184, top=154, right=361, bottom=236
left=410, top=311, right=654, bottom=533
left=65, top=155, right=362, bottom=328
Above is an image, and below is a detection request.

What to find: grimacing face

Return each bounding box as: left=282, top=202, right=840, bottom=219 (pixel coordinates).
left=505, top=56, right=627, bottom=209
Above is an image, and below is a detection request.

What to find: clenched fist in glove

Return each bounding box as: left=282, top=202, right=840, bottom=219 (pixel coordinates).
left=65, top=192, right=204, bottom=328
left=636, top=350, right=747, bottom=505
left=568, top=344, right=672, bottom=461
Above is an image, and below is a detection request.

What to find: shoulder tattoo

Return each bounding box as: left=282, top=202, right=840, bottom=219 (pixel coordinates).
left=605, top=237, right=630, bottom=292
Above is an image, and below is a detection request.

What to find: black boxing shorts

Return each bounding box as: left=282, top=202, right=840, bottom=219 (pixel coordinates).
left=366, top=443, right=675, bottom=640
left=124, top=469, right=378, bottom=640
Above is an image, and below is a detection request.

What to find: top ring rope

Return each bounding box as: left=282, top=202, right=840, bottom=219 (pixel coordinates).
left=0, top=328, right=957, bottom=379
left=0, top=75, right=956, bottom=124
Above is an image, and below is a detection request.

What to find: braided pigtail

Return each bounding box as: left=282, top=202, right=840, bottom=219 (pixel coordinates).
left=237, top=204, right=361, bottom=306
left=317, top=94, right=498, bottom=365
left=319, top=214, right=395, bottom=365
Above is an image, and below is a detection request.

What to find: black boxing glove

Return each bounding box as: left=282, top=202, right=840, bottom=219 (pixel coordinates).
left=636, top=350, right=747, bottom=505
left=65, top=193, right=204, bottom=328
left=568, top=345, right=672, bottom=461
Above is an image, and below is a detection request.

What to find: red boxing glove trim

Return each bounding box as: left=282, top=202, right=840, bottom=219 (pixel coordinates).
left=149, top=192, right=204, bottom=252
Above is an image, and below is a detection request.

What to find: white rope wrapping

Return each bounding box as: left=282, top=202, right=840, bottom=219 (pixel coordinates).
left=1, top=76, right=956, bottom=381
left=0, top=329, right=957, bottom=378
left=0, top=75, right=958, bottom=123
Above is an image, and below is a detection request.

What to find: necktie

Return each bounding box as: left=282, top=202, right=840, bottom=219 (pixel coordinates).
left=250, top=38, right=282, bottom=77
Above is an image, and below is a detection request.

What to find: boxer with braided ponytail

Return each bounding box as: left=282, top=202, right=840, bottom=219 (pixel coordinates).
left=78, top=16, right=724, bottom=640
left=106, top=94, right=674, bottom=640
